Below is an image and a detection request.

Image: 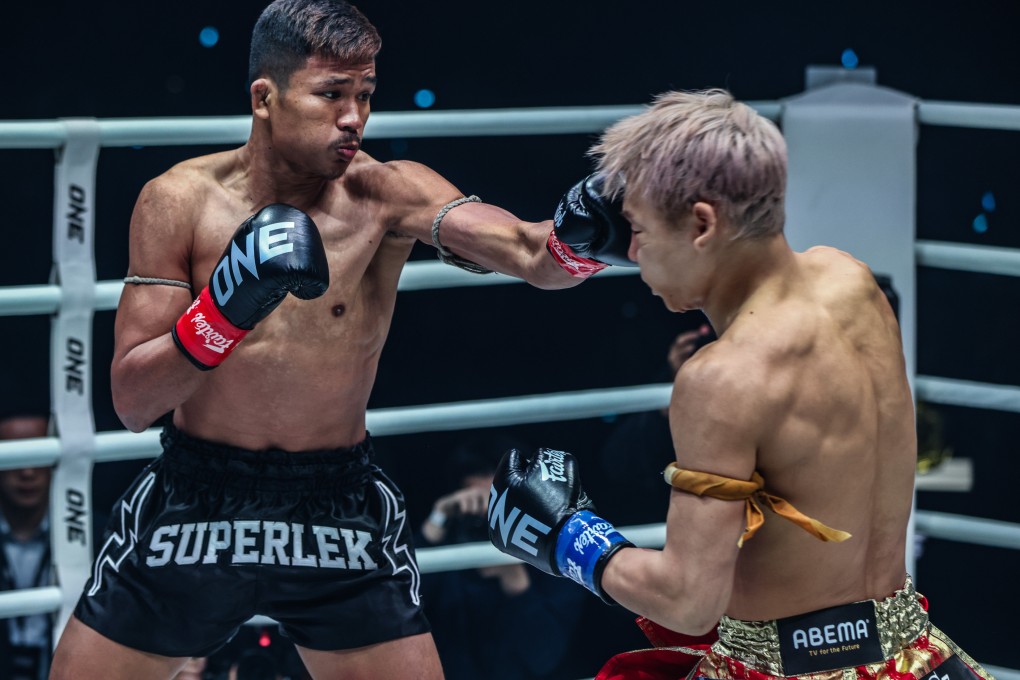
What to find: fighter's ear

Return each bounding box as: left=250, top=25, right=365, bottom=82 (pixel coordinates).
left=690, top=201, right=718, bottom=247
left=251, top=78, right=273, bottom=119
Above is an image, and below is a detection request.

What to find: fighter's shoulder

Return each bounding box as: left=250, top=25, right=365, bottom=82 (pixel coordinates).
left=132, top=153, right=226, bottom=228
left=803, top=245, right=872, bottom=280
left=801, top=245, right=884, bottom=313
left=344, top=155, right=458, bottom=204
left=674, top=332, right=790, bottom=420
left=676, top=339, right=768, bottom=402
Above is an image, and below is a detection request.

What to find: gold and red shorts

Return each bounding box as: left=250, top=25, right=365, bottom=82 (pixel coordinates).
left=597, top=578, right=993, bottom=680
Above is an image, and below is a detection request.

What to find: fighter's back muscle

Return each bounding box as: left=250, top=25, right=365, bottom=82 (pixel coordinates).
left=679, top=247, right=914, bottom=618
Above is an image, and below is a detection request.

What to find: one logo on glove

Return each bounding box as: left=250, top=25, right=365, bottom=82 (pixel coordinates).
left=538, top=449, right=568, bottom=483
left=211, top=221, right=296, bottom=306
left=488, top=485, right=552, bottom=557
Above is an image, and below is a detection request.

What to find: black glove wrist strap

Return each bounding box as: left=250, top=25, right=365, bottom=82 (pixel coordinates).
left=591, top=539, right=634, bottom=606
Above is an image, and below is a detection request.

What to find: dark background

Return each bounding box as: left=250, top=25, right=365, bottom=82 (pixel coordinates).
left=2, top=0, right=1018, bottom=675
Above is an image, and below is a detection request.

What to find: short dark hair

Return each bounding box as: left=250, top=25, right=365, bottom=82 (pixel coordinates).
left=248, top=0, right=381, bottom=89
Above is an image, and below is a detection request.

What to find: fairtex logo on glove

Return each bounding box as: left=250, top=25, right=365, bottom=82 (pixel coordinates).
left=538, top=449, right=568, bottom=483
left=572, top=520, right=616, bottom=554
left=188, top=311, right=235, bottom=354
left=563, top=556, right=585, bottom=585
left=546, top=232, right=608, bottom=279
left=173, top=287, right=251, bottom=369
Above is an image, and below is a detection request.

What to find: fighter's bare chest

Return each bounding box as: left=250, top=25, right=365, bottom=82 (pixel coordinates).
left=191, top=206, right=407, bottom=331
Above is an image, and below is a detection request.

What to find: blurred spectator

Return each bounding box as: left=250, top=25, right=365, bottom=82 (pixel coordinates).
left=0, top=414, right=53, bottom=680
left=417, top=435, right=587, bottom=680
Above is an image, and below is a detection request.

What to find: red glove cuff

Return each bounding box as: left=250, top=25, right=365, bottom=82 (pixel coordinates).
left=172, top=287, right=248, bottom=369
left=546, top=232, right=609, bottom=279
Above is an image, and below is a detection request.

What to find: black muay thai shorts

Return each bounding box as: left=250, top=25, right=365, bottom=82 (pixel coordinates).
left=74, top=424, right=429, bottom=657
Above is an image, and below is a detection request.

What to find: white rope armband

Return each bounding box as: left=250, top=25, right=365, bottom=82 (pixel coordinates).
left=124, top=275, right=192, bottom=290
left=431, top=195, right=493, bottom=274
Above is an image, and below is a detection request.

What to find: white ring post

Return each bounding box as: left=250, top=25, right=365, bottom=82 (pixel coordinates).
left=48, top=118, right=101, bottom=642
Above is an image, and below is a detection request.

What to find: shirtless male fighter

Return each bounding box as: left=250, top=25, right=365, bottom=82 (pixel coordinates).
left=486, top=89, right=992, bottom=680
left=47, top=1, right=631, bottom=679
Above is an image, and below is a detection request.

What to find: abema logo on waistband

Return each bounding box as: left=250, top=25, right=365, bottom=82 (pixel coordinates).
left=791, top=619, right=870, bottom=649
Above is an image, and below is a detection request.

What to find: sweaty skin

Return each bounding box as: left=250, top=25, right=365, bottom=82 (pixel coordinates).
left=111, top=56, right=574, bottom=450
left=68, top=55, right=577, bottom=680
left=600, top=195, right=915, bottom=634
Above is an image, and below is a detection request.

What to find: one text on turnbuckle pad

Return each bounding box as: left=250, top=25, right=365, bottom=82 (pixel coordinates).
left=145, top=521, right=378, bottom=569
left=64, top=488, right=88, bottom=545
left=66, top=184, right=88, bottom=243
left=65, top=337, right=87, bottom=394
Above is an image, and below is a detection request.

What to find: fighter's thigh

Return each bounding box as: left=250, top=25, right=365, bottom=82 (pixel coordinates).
left=50, top=614, right=191, bottom=680
left=296, top=632, right=444, bottom=680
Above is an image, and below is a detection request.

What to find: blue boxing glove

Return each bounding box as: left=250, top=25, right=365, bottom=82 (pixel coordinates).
left=547, top=174, right=636, bottom=278
left=487, top=448, right=632, bottom=603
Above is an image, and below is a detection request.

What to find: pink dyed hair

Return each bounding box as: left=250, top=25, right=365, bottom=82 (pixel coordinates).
left=592, top=89, right=787, bottom=239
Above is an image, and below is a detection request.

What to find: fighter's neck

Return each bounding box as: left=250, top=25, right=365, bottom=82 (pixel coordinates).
left=235, top=140, right=332, bottom=212
left=702, top=235, right=796, bottom=335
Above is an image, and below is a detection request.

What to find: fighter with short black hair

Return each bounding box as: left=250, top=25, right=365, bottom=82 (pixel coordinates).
left=47, top=1, right=632, bottom=679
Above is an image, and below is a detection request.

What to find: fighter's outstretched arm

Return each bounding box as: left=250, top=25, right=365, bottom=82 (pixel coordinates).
left=381, top=161, right=633, bottom=289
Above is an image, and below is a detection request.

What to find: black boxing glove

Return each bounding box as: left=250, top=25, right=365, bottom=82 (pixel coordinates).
left=547, top=174, right=636, bottom=278
left=172, top=203, right=329, bottom=370
left=487, top=448, right=633, bottom=603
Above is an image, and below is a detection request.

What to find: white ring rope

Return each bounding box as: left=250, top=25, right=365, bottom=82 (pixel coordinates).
left=1, top=99, right=1018, bottom=150
left=915, top=239, right=1020, bottom=277
left=3, top=375, right=1018, bottom=471
left=916, top=376, right=1020, bottom=413
left=0, top=259, right=639, bottom=316
left=1, top=99, right=1019, bottom=680
left=3, top=237, right=1017, bottom=317
left=0, top=383, right=674, bottom=469
left=3, top=512, right=1019, bottom=614
left=0, top=586, right=62, bottom=619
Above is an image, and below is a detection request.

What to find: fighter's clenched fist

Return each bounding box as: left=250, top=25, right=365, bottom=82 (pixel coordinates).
left=172, top=204, right=329, bottom=369
left=546, top=174, right=635, bottom=278
left=487, top=447, right=632, bottom=604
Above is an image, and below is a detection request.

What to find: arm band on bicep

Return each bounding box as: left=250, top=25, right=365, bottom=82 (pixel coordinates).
left=123, top=275, right=192, bottom=290
left=431, top=195, right=493, bottom=274
left=663, top=463, right=852, bottom=547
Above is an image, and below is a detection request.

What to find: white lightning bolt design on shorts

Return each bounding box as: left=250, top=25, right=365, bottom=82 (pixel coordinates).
left=87, top=471, right=156, bottom=597
left=374, top=479, right=421, bottom=606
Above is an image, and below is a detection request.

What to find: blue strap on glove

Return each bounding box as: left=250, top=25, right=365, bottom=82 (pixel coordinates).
left=554, top=510, right=632, bottom=602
